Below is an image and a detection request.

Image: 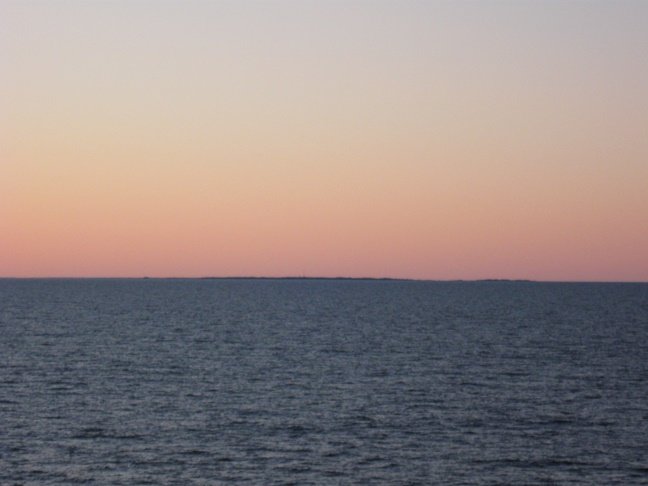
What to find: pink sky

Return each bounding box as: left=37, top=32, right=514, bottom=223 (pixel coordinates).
left=2, top=1, right=647, bottom=280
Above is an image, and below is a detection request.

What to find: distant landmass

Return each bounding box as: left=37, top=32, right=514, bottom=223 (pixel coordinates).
left=194, top=277, right=536, bottom=282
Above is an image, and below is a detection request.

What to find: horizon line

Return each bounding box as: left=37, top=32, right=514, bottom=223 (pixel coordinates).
left=0, top=276, right=646, bottom=284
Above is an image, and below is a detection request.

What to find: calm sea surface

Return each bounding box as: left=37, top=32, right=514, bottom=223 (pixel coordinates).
left=1, top=279, right=647, bottom=485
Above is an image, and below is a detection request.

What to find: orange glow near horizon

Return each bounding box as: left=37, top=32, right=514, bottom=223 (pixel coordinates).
left=2, top=1, right=647, bottom=281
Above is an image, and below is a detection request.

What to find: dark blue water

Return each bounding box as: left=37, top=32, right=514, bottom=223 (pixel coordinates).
left=1, top=279, right=647, bottom=484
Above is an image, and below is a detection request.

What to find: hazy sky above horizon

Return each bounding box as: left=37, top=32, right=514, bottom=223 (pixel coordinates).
left=2, top=0, right=647, bottom=280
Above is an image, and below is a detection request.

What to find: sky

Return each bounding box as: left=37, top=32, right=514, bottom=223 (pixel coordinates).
left=1, top=0, right=647, bottom=281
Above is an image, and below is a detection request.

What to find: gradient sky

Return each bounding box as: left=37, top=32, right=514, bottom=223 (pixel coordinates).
left=2, top=0, right=647, bottom=280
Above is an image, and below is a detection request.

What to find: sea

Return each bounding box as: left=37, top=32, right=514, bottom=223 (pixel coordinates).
left=1, top=279, right=647, bottom=485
